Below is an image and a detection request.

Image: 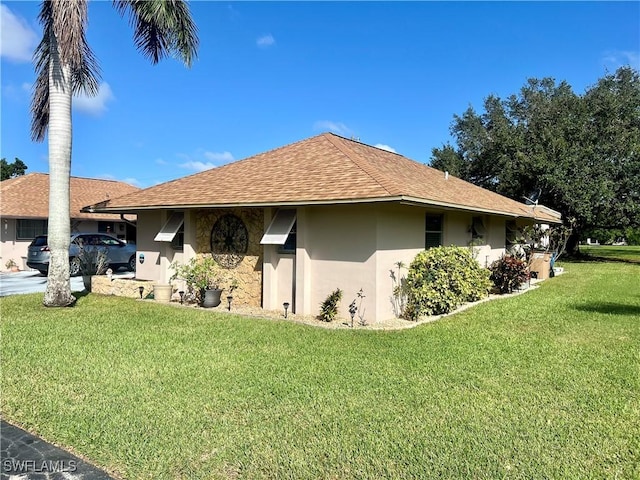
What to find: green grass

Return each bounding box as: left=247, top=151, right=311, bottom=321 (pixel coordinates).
left=1, top=261, right=639, bottom=479
left=581, top=244, right=640, bottom=262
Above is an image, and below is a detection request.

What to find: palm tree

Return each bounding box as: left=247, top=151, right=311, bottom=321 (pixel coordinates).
left=30, top=0, right=198, bottom=306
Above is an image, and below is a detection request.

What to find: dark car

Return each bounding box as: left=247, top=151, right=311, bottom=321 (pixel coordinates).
left=27, top=233, right=136, bottom=276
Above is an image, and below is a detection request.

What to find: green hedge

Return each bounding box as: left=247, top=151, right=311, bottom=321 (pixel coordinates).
left=404, top=246, right=491, bottom=319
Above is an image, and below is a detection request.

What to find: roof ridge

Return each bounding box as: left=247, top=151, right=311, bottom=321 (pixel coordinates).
left=323, top=134, right=398, bottom=196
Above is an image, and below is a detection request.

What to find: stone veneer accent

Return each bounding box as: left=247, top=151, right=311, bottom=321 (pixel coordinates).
left=194, top=208, right=263, bottom=308
left=91, top=275, right=155, bottom=299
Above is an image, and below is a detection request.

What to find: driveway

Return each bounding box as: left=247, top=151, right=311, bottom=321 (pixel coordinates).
left=0, top=270, right=86, bottom=297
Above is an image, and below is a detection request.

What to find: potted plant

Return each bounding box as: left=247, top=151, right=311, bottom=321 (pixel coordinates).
left=5, top=259, right=19, bottom=272
left=171, top=255, right=223, bottom=307
left=76, top=246, right=109, bottom=292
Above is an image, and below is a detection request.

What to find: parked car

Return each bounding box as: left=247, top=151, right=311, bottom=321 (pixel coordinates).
left=27, top=233, right=136, bottom=276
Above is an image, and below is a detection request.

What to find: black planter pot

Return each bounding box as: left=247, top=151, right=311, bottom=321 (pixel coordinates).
left=202, top=288, right=222, bottom=308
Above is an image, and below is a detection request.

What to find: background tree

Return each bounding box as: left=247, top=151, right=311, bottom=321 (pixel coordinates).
left=31, top=0, right=198, bottom=307
left=0, top=158, right=28, bottom=180
left=430, top=67, right=640, bottom=253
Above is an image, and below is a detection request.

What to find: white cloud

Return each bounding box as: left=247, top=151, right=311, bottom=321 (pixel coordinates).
left=204, top=151, right=234, bottom=163
left=74, top=82, right=114, bottom=116
left=313, top=120, right=354, bottom=137
left=96, top=173, right=141, bottom=187
left=155, top=158, right=168, bottom=166
left=121, top=177, right=142, bottom=187
left=0, top=5, right=38, bottom=62
left=602, top=50, right=640, bottom=69
left=179, top=161, right=217, bottom=172
left=257, top=34, right=275, bottom=48
left=374, top=144, right=397, bottom=153
left=177, top=149, right=234, bottom=172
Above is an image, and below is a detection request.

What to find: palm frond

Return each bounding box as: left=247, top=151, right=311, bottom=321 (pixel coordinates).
left=30, top=1, right=53, bottom=142
left=113, top=0, right=198, bottom=67
left=30, top=0, right=101, bottom=142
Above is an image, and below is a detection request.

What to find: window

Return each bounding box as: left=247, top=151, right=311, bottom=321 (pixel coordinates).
left=425, top=214, right=443, bottom=249
left=505, top=220, right=518, bottom=248
left=16, top=219, right=47, bottom=240
left=154, top=212, right=184, bottom=242
left=171, top=222, right=184, bottom=251
left=279, top=222, right=297, bottom=254
left=260, top=209, right=297, bottom=253
left=98, top=221, right=115, bottom=235
left=471, top=216, right=486, bottom=242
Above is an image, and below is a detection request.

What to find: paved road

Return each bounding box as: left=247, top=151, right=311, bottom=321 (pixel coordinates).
left=0, top=271, right=85, bottom=297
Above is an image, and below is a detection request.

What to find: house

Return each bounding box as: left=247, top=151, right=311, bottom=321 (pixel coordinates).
left=0, top=173, right=139, bottom=270
left=85, top=133, right=561, bottom=323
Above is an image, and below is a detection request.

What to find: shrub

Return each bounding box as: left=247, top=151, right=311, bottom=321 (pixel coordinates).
left=76, top=246, right=109, bottom=275
left=404, top=246, right=491, bottom=319
left=489, top=255, right=529, bottom=294
left=170, top=255, right=223, bottom=304
left=319, top=288, right=343, bottom=322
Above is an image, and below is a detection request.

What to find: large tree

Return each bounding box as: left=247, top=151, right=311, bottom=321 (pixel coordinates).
left=31, top=0, right=198, bottom=307
left=0, top=157, right=28, bottom=180
left=431, top=67, right=640, bottom=253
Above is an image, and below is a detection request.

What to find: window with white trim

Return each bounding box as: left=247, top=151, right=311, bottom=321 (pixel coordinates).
left=425, top=214, right=443, bottom=249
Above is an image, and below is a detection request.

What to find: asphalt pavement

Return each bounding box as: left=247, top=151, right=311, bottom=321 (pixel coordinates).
left=0, top=270, right=86, bottom=297
left=1, top=420, right=114, bottom=479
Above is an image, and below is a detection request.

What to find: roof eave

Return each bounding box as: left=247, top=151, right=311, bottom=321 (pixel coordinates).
left=85, top=194, right=555, bottom=220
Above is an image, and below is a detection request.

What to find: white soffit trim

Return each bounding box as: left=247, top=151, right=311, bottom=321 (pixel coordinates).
left=154, top=212, right=184, bottom=242
left=260, top=209, right=296, bottom=245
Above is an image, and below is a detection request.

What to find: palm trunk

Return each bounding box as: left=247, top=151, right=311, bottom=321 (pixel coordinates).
left=43, top=30, right=75, bottom=307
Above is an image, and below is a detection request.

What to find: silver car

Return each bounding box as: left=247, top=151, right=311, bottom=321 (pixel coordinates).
left=27, top=233, right=136, bottom=276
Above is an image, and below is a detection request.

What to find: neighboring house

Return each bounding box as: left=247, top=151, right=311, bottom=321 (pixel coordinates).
left=1, top=173, right=139, bottom=269
left=85, top=133, right=561, bottom=323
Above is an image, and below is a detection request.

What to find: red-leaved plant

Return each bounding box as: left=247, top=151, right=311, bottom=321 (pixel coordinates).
left=489, top=255, right=529, bottom=294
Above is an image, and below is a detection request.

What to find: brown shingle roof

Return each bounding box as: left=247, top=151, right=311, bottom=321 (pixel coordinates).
left=93, top=133, right=560, bottom=222
left=1, top=173, right=139, bottom=220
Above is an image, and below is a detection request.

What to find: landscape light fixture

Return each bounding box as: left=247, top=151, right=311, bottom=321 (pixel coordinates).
left=138, top=286, right=144, bottom=299
left=179, top=290, right=185, bottom=304
left=349, top=301, right=357, bottom=328
left=283, top=302, right=290, bottom=319
left=227, top=295, right=233, bottom=311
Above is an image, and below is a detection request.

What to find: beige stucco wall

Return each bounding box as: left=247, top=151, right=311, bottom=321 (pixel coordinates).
left=134, top=210, right=163, bottom=281
left=286, top=204, right=515, bottom=323
left=135, top=203, right=521, bottom=323
left=0, top=218, right=29, bottom=270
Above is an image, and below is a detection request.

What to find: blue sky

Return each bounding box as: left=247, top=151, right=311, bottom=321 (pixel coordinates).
left=2, top=1, right=639, bottom=188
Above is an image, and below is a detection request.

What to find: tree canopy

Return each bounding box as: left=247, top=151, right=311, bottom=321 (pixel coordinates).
left=0, top=158, right=28, bottom=181
left=431, top=66, right=640, bottom=249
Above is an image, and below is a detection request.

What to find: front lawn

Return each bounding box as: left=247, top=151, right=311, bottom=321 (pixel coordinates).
left=581, top=244, right=640, bottom=262
left=1, top=261, right=638, bottom=479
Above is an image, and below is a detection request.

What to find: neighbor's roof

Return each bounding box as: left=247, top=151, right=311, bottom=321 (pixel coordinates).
left=0, top=173, right=139, bottom=220
left=88, top=133, right=561, bottom=223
